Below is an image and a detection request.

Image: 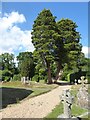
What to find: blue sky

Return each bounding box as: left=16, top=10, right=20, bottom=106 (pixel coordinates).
left=0, top=2, right=88, bottom=57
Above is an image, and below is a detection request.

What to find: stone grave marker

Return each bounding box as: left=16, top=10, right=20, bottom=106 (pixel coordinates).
left=21, top=77, right=29, bottom=84
left=78, top=76, right=88, bottom=87
left=58, top=89, right=74, bottom=118
left=77, top=76, right=89, bottom=109
left=74, top=79, right=77, bottom=85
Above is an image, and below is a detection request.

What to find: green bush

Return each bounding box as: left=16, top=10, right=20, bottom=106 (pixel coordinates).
left=4, top=76, right=11, bottom=81
left=61, top=71, right=68, bottom=80
left=67, top=73, right=71, bottom=82
left=61, top=70, right=72, bottom=81
left=32, top=74, right=39, bottom=82
left=13, top=74, right=21, bottom=81
left=2, top=70, right=12, bottom=81
left=2, top=69, right=12, bottom=77
left=39, top=75, right=44, bottom=80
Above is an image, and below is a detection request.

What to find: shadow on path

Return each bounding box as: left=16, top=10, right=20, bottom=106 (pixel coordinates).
left=0, top=87, right=33, bottom=109
left=55, top=81, right=72, bottom=86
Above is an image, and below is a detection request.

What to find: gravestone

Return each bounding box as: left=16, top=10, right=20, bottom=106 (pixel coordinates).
left=21, top=77, right=29, bottom=84
left=78, top=76, right=88, bottom=87
left=58, top=89, right=74, bottom=118
left=74, top=79, right=77, bottom=85
left=77, top=76, right=89, bottom=109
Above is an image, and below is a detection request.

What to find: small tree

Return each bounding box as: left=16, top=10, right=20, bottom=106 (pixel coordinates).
left=17, top=52, right=35, bottom=80
left=0, top=53, right=16, bottom=81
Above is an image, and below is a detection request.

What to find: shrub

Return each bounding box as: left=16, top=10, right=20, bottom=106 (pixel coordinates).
left=5, top=76, right=11, bottom=81
left=13, top=74, right=21, bottom=81
left=67, top=73, right=71, bottom=82
left=2, top=70, right=12, bottom=81
left=61, top=70, right=72, bottom=81
left=2, top=69, right=12, bottom=77
left=32, top=74, right=39, bottom=82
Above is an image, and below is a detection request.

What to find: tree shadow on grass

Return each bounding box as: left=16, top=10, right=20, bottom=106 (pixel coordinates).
left=0, top=87, right=33, bottom=109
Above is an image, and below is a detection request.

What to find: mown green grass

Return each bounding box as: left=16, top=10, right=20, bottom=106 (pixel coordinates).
left=45, top=102, right=88, bottom=119
left=71, top=104, right=88, bottom=117
left=44, top=102, right=63, bottom=119
left=1, top=81, right=58, bottom=109
left=1, top=80, right=58, bottom=89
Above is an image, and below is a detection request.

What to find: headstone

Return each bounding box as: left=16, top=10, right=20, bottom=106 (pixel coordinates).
left=74, top=79, right=77, bottom=85
left=21, top=77, right=29, bottom=84
left=58, top=89, right=74, bottom=118
left=77, top=76, right=89, bottom=109
left=78, top=76, right=88, bottom=87
left=23, top=77, right=26, bottom=84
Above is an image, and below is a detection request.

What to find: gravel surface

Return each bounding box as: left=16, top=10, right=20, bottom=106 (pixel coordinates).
left=0, top=85, right=71, bottom=119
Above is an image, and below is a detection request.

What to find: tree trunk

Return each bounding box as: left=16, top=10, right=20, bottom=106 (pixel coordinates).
left=46, top=62, right=52, bottom=84
left=55, top=62, right=62, bottom=81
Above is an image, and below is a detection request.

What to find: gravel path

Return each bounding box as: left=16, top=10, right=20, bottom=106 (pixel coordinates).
left=0, top=85, right=71, bottom=119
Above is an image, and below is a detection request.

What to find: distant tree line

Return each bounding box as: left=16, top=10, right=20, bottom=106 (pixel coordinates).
left=0, top=9, right=89, bottom=83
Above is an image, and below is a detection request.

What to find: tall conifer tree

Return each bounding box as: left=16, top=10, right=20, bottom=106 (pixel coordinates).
left=31, top=9, right=57, bottom=83
left=56, top=19, right=82, bottom=79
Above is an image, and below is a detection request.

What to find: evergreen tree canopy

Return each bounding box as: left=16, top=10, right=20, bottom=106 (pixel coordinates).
left=57, top=19, right=82, bottom=69
left=31, top=9, right=57, bottom=83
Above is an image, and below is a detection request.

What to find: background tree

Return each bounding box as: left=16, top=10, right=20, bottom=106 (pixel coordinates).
left=17, top=52, right=35, bottom=80
left=31, top=9, right=57, bottom=83
left=0, top=53, right=16, bottom=81
left=56, top=19, right=82, bottom=80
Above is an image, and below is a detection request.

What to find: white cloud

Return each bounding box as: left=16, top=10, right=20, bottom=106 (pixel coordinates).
left=82, top=46, right=90, bottom=58
left=0, top=11, right=34, bottom=55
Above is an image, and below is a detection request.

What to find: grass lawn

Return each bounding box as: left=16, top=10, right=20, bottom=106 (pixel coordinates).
left=45, top=84, right=89, bottom=119
left=0, top=80, right=58, bottom=109
left=45, top=103, right=88, bottom=119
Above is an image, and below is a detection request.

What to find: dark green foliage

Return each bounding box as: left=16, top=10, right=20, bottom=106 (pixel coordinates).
left=1, top=10, right=89, bottom=83
left=2, top=69, right=12, bottom=77
left=61, top=70, right=72, bottom=81
left=17, top=52, right=35, bottom=79
left=32, top=74, right=39, bottom=82
left=0, top=53, right=15, bottom=71
left=0, top=53, right=18, bottom=81
left=54, top=19, right=82, bottom=80
left=31, top=9, right=57, bottom=83
left=67, top=71, right=87, bottom=83
left=2, top=69, right=12, bottom=81
left=13, top=74, right=21, bottom=81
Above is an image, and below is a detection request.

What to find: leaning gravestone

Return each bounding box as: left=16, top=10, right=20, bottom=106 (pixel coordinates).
left=58, top=89, right=74, bottom=118
left=77, top=76, right=89, bottom=109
